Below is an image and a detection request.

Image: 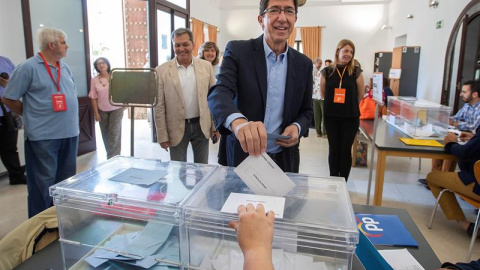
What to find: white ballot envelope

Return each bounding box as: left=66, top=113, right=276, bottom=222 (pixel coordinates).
left=234, top=153, right=296, bottom=196
left=221, top=193, right=286, bottom=218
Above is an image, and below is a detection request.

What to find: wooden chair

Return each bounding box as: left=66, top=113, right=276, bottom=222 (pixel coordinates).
left=428, top=160, right=480, bottom=261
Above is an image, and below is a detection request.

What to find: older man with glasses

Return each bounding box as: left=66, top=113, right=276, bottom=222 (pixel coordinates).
left=208, top=0, right=313, bottom=172
left=2, top=28, right=79, bottom=218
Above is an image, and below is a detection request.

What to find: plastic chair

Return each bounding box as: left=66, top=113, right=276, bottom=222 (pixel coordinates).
left=428, top=160, right=480, bottom=261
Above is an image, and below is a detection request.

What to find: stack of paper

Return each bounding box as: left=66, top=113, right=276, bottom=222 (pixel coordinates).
left=84, top=222, right=179, bottom=269
left=379, top=249, right=425, bottom=270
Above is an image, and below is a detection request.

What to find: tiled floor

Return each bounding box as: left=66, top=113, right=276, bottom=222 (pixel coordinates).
left=0, top=116, right=479, bottom=266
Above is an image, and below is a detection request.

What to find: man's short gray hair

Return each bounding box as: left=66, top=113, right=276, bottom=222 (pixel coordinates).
left=171, top=28, right=193, bottom=43
left=313, top=57, right=322, bottom=63
left=37, top=28, right=67, bottom=51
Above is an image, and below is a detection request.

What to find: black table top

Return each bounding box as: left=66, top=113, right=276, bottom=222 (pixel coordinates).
left=360, top=119, right=450, bottom=154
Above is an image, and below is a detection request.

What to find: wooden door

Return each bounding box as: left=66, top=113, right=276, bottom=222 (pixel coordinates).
left=390, top=47, right=403, bottom=96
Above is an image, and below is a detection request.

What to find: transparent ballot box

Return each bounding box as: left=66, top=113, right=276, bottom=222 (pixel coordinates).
left=183, top=167, right=359, bottom=270
left=387, top=96, right=452, bottom=138
left=50, top=156, right=216, bottom=270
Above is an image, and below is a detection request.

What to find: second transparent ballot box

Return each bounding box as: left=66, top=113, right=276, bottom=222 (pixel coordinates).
left=50, top=156, right=216, bottom=269
left=183, top=167, right=359, bottom=270
left=387, top=96, right=452, bottom=138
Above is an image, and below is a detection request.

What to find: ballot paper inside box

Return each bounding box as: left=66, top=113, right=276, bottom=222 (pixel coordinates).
left=183, top=166, right=359, bottom=270
left=50, top=156, right=217, bottom=270
left=65, top=222, right=181, bottom=270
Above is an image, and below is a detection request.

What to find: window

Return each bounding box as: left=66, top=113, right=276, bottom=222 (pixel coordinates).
left=294, top=40, right=303, bottom=53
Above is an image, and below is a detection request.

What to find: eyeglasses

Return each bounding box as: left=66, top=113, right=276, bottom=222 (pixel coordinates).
left=262, top=7, right=297, bottom=17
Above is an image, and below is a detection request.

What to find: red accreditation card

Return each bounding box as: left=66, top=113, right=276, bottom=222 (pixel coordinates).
left=52, top=94, right=67, bottom=112
left=334, top=88, right=346, bottom=103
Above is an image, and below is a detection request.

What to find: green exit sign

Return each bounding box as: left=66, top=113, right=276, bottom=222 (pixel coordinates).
left=436, top=20, right=444, bottom=29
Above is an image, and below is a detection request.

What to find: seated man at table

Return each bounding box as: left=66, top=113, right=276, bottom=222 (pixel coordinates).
left=426, top=125, right=480, bottom=235
left=420, top=81, right=480, bottom=189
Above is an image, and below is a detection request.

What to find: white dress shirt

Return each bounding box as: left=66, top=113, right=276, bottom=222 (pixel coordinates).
left=176, top=58, right=199, bottom=119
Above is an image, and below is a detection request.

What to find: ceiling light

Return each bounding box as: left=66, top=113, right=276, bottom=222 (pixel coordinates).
left=407, top=14, right=414, bottom=19
left=429, top=1, right=439, bottom=8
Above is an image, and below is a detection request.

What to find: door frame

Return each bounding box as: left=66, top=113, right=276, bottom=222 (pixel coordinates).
left=453, top=12, right=480, bottom=113
left=441, top=0, right=480, bottom=111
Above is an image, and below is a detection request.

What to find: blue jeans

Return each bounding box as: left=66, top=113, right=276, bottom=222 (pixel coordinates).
left=25, top=136, right=78, bottom=218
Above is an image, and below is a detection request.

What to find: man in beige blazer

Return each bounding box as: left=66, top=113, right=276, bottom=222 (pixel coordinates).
left=154, top=28, right=218, bottom=164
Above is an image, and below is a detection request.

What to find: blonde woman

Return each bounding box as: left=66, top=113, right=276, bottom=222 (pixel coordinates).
left=198, top=41, right=220, bottom=75
left=320, top=39, right=364, bottom=181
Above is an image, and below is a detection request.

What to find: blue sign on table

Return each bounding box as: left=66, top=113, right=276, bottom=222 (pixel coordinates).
left=355, top=214, right=418, bottom=247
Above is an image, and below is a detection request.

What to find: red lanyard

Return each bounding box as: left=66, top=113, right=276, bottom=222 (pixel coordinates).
left=336, top=66, right=347, bottom=89
left=38, top=53, right=61, bottom=92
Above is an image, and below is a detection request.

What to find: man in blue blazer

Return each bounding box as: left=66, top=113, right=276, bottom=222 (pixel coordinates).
left=208, top=0, right=313, bottom=172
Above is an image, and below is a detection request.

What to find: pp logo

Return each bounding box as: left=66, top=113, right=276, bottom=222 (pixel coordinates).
left=357, top=217, right=384, bottom=238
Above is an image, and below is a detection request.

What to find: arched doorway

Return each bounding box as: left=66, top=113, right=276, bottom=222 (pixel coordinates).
left=442, top=0, right=480, bottom=113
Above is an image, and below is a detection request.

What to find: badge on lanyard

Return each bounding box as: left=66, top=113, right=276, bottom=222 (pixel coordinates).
left=38, top=53, right=68, bottom=112
left=52, top=94, right=67, bottom=111
left=334, top=66, right=347, bottom=104
left=334, top=88, right=346, bottom=103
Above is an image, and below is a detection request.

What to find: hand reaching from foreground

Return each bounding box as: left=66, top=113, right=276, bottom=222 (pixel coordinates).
left=228, top=203, right=275, bottom=270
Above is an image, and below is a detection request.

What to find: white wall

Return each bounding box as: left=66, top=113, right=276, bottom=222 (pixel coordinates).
left=388, top=0, right=470, bottom=102
left=190, top=0, right=221, bottom=27
left=190, top=1, right=222, bottom=41
left=0, top=0, right=26, bottom=65
left=219, top=9, right=263, bottom=50
left=299, top=4, right=391, bottom=81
